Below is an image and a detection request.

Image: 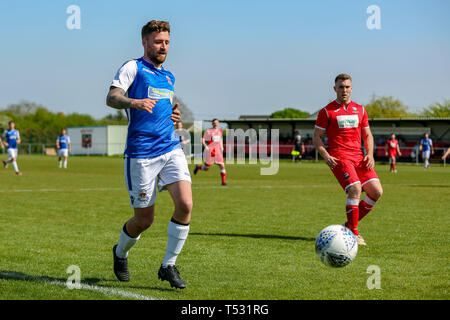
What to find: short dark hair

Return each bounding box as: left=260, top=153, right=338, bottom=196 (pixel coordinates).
left=8, top=120, right=14, bottom=125
left=141, top=20, right=170, bottom=39
left=334, top=73, right=352, bottom=84
left=212, top=118, right=219, bottom=123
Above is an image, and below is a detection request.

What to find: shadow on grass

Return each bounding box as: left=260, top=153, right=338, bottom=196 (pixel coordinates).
left=190, top=232, right=315, bottom=242
left=0, top=270, right=175, bottom=294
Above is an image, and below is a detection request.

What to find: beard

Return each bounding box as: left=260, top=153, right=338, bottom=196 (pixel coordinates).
left=148, top=49, right=167, bottom=65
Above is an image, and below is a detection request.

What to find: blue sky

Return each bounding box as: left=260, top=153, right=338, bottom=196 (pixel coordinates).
left=0, top=0, right=449, bottom=119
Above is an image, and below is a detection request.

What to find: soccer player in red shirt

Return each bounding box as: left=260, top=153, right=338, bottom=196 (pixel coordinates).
left=313, top=74, right=383, bottom=246
left=385, top=133, right=402, bottom=173
left=194, top=119, right=227, bottom=185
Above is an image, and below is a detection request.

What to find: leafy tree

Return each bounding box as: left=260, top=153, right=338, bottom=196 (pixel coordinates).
left=99, top=110, right=128, bottom=125
left=364, top=96, right=416, bottom=118
left=173, top=96, right=194, bottom=128
left=421, top=99, right=450, bottom=117
left=270, top=108, right=309, bottom=118
left=0, top=98, right=194, bottom=143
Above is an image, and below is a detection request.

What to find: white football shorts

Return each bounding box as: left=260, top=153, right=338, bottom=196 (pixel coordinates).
left=422, top=151, right=430, bottom=159
left=124, top=148, right=192, bottom=208
left=7, top=148, right=18, bottom=159
left=58, top=149, right=69, bottom=157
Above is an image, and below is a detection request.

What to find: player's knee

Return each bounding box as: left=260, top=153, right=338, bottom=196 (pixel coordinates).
left=371, top=186, right=383, bottom=201
left=137, top=216, right=154, bottom=230
left=347, top=184, right=362, bottom=198
left=177, top=199, right=193, bottom=216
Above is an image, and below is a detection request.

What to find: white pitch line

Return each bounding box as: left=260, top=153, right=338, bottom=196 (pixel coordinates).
left=0, top=271, right=159, bottom=300
left=1, top=183, right=448, bottom=194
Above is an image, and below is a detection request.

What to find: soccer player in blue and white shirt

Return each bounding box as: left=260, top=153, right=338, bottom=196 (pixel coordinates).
left=419, top=133, right=434, bottom=169
left=1, top=121, right=22, bottom=175
left=56, top=128, right=71, bottom=168
left=106, top=20, right=191, bottom=289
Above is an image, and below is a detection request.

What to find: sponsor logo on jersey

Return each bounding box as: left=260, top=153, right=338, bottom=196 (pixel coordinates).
left=147, top=86, right=174, bottom=103
left=142, top=67, right=155, bottom=74
left=337, top=115, right=359, bottom=128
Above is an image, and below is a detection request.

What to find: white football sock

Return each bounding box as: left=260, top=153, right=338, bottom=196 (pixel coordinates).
left=115, top=225, right=140, bottom=259
left=63, top=160, right=67, bottom=168
left=12, top=161, right=19, bottom=173
left=162, top=221, right=190, bottom=267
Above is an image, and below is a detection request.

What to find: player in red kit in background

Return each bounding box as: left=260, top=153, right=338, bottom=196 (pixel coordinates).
left=194, top=119, right=227, bottom=185
left=313, top=74, right=383, bottom=246
left=385, top=133, right=402, bottom=173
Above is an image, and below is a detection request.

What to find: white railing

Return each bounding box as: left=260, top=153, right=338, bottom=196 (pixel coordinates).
left=1, top=143, right=448, bottom=166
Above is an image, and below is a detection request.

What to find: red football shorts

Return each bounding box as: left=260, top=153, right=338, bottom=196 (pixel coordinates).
left=204, top=145, right=224, bottom=165
left=388, top=151, right=397, bottom=158
left=330, top=157, right=379, bottom=191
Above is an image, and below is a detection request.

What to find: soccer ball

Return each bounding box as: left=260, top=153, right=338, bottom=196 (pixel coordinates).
left=315, top=225, right=358, bottom=268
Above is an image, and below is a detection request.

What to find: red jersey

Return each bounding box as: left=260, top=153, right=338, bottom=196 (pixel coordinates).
left=386, top=139, right=399, bottom=155
left=203, top=128, right=224, bottom=164
left=315, top=100, right=369, bottom=159
left=203, top=128, right=223, bottom=146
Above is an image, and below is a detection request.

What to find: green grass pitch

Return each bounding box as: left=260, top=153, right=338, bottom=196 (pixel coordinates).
left=0, top=155, right=448, bottom=300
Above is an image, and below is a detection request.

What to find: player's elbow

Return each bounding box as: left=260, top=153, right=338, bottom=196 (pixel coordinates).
left=106, top=93, right=114, bottom=108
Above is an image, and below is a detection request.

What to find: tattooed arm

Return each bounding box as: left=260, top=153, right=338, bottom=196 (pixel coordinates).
left=106, top=87, right=157, bottom=113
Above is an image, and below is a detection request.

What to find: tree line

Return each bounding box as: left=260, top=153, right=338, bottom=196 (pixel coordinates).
left=0, top=96, right=448, bottom=144
left=0, top=101, right=128, bottom=144
left=0, top=97, right=195, bottom=144
left=270, top=96, right=450, bottom=119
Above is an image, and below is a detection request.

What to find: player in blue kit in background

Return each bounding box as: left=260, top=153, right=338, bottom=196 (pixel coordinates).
left=106, top=20, right=191, bottom=289
left=419, top=133, right=434, bottom=170
left=1, top=121, right=22, bottom=175
left=56, top=128, right=71, bottom=169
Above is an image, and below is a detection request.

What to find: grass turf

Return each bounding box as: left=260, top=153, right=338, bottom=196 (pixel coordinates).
left=0, top=155, right=448, bottom=300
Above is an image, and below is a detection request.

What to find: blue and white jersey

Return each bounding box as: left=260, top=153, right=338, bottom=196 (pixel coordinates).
left=2, top=129, right=20, bottom=149
left=57, top=135, right=71, bottom=150
left=110, top=57, right=180, bottom=158
left=420, top=138, right=432, bottom=151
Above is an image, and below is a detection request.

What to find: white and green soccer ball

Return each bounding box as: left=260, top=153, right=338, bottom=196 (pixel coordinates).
left=315, top=224, right=358, bottom=267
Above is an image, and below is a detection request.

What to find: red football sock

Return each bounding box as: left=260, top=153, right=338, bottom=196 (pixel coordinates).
left=220, top=170, right=226, bottom=184
left=358, top=195, right=377, bottom=221
left=345, top=197, right=360, bottom=235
